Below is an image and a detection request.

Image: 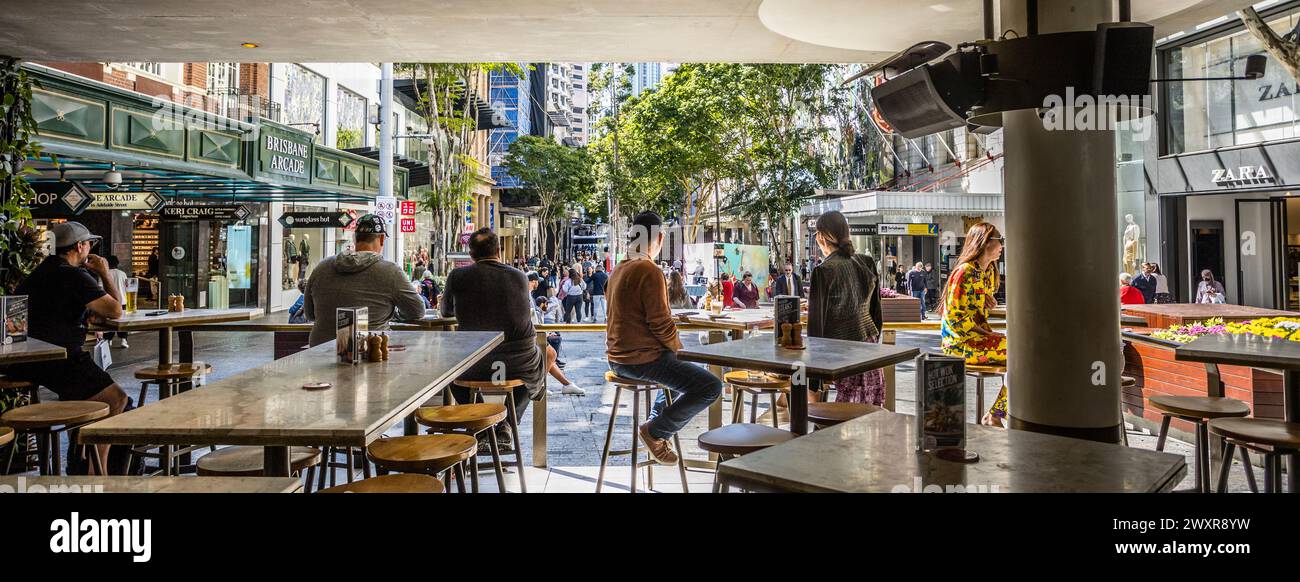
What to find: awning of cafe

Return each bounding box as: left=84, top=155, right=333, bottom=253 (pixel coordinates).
left=801, top=189, right=1005, bottom=218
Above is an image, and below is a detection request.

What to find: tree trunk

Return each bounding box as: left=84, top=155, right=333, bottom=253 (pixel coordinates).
left=1241, top=7, right=1300, bottom=83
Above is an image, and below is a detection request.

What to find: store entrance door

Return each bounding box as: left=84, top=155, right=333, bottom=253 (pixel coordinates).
left=161, top=221, right=198, bottom=306
left=1191, top=220, right=1226, bottom=302
left=1235, top=199, right=1282, bottom=309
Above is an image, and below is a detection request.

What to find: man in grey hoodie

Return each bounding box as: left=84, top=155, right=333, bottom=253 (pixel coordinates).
left=302, top=214, right=425, bottom=346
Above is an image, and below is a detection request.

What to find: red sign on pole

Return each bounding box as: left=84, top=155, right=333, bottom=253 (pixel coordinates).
left=400, top=200, right=416, bottom=216
left=400, top=217, right=416, bottom=233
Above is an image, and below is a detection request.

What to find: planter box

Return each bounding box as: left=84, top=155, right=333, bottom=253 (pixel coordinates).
left=1122, top=335, right=1284, bottom=441
left=1123, top=304, right=1296, bottom=328
left=881, top=296, right=922, bottom=323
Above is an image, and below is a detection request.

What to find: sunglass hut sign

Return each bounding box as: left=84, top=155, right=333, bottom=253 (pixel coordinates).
left=261, top=129, right=311, bottom=181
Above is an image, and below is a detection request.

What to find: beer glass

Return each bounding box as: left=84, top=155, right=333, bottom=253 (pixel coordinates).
left=124, top=277, right=139, bottom=313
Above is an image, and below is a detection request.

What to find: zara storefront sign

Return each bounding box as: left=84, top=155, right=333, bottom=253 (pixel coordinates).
left=1211, top=165, right=1275, bottom=187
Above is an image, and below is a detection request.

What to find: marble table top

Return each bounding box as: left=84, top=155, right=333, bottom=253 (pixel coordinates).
left=718, top=411, right=1187, bottom=493
left=672, top=308, right=775, bottom=331
left=102, top=308, right=261, bottom=331
left=0, top=337, right=67, bottom=365
left=80, top=331, right=503, bottom=448
left=677, top=335, right=918, bottom=380
left=1176, top=333, right=1300, bottom=371
left=0, top=475, right=302, bottom=493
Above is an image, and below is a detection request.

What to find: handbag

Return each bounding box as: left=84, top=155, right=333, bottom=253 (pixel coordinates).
left=91, top=339, right=112, bottom=370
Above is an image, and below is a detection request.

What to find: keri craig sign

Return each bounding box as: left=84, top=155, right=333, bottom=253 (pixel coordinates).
left=259, top=125, right=312, bottom=183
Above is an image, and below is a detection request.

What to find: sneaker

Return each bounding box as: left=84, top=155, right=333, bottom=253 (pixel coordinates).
left=495, top=428, right=515, bottom=452
left=637, top=423, right=678, bottom=465
left=119, top=339, right=129, bottom=349
left=111, top=338, right=125, bottom=348
left=561, top=383, right=586, bottom=396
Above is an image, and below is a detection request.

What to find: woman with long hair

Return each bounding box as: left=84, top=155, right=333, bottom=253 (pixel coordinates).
left=668, top=270, right=693, bottom=309
left=939, top=222, right=1007, bottom=426
left=1150, top=262, right=1172, bottom=304
left=808, top=211, right=886, bottom=405
left=560, top=268, right=586, bottom=323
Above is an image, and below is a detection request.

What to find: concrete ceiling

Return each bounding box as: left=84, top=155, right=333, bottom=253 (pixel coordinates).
left=0, top=0, right=1265, bottom=63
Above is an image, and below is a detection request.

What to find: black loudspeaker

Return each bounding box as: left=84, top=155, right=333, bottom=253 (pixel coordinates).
left=871, top=52, right=983, bottom=139
left=1093, top=22, right=1155, bottom=98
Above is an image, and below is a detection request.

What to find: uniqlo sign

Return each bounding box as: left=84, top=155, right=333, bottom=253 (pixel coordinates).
left=400, top=200, right=416, bottom=216
left=400, top=217, right=417, bottom=233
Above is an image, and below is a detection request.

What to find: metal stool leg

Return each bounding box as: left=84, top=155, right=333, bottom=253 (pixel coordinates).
left=663, top=389, right=689, bottom=493
left=317, top=449, right=329, bottom=490
left=731, top=387, right=743, bottom=424
left=487, top=426, right=508, bottom=492
left=750, top=390, right=759, bottom=424
left=451, top=462, right=467, bottom=494
left=503, top=391, right=527, bottom=493
left=1196, top=420, right=1210, bottom=493
left=51, top=431, right=62, bottom=476
left=1240, top=447, right=1259, bottom=493
left=595, top=386, right=623, bottom=493
left=976, top=376, right=985, bottom=424
left=630, top=388, right=640, bottom=494
left=1216, top=441, right=1235, bottom=493
left=645, top=390, right=655, bottom=491
left=1155, top=416, right=1171, bottom=451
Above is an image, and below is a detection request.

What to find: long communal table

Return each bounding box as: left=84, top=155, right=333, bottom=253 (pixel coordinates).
left=717, top=410, right=1188, bottom=493
left=97, top=308, right=262, bottom=368
left=0, top=475, right=302, bottom=493
left=80, top=331, right=503, bottom=477
left=0, top=338, right=67, bottom=366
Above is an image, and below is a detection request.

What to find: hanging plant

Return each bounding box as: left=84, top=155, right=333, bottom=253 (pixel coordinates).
left=1, top=57, right=49, bottom=294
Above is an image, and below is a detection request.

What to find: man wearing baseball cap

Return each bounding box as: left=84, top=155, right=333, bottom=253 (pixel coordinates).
left=302, top=213, right=425, bottom=346
left=5, top=221, right=130, bottom=473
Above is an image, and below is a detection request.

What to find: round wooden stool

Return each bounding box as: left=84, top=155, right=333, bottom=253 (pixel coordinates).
left=0, top=426, right=13, bottom=448
left=723, top=371, right=791, bottom=428
left=129, top=361, right=213, bottom=476
left=0, top=377, right=39, bottom=401
left=196, top=446, right=322, bottom=493
left=1, top=401, right=110, bottom=476
left=366, top=435, right=477, bottom=493
left=416, top=402, right=514, bottom=493
left=453, top=379, right=529, bottom=493
left=807, top=402, right=881, bottom=429
left=598, top=371, right=690, bottom=493
left=698, top=423, right=797, bottom=492
left=0, top=378, right=40, bottom=473
left=1150, top=395, right=1251, bottom=493
left=965, top=365, right=1006, bottom=424
left=1209, top=418, right=1300, bottom=494
left=317, top=473, right=445, bottom=494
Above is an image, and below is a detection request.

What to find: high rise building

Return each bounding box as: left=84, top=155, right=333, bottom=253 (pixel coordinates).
left=630, top=62, right=677, bottom=97
left=488, top=65, right=533, bottom=189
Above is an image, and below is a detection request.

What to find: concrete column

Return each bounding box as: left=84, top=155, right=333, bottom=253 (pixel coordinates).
left=1002, top=0, right=1122, bottom=443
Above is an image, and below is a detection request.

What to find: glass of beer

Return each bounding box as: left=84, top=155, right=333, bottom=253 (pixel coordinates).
left=124, top=277, right=139, bottom=313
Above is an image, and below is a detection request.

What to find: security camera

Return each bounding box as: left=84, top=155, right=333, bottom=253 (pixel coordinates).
left=103, top=165, right=123, bottom=188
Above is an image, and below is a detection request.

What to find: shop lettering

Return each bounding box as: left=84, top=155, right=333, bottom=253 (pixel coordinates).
left=266, top=135, right=308, bottom=176
left=1258, top=82, right=1299, bottom=102
left=1211, top=165, right=1274, bottom=186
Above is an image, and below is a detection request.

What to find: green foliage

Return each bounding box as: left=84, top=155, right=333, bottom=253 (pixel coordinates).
left=503, top=135, right=595, bottom=227
left=336, top=127, right=362, bottom=150
left=1, top=57, right=47, bottom=294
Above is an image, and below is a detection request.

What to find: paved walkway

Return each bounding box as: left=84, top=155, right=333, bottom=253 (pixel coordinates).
left=23, top=324, right=1259, bottom=493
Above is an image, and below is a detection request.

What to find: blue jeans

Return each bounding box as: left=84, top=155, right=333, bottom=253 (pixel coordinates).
left=609, top=350, right=722, bottom=440
left=912, top=290, right=926, bottom=318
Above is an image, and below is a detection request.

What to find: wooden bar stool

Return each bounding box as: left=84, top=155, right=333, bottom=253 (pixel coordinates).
left=1, top=401, right=110, bottom=476
left=1119, top=376, right=1136, bottom=446
left=129, top=362, right=213, bottom=476
left=807, top=402, right=881, bottom=430
left=416, top=402, right=514, bottom=493
left=965, top=365, right=1006, bottom=424
left=366, top=435, right=477, bottom=493
left=1149, top=395, right=1251, bottom=493
left=0, top=378, right=40, bottom=473
left=597, top=371, right=690, bottom=493
left=453, top=379, right=529, bottom=493
left=1209, top=418, right=1300, bottom=494
left=0, top=426, right=13, bottom=448
left=698, top=423, right=796, bottom=492
left=723, top=371, right=790, bottom=428
left=317, top=473, right=445, bottom=494
left=196, top=445, right=323, bottom=493
left=0, top=377, right=40, bottom=403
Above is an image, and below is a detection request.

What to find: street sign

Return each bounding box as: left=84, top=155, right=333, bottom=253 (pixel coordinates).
left=373, top=196, right=397, bottom=225
left=160, top=203, right=250, bottom=222
left=400, top=200, right=416, bottom=216
left=28, top=181, right=94, bottom=217
left=87, top=191, right=166, bottom=212
left=278, top=212, right=354, bottom=229
left=400, top=217, right=416, bottom=233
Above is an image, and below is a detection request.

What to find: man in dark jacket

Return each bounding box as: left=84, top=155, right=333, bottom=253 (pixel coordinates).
left=907, top=262, right=928, bottom=319
left=773, top=263, right=803, bottom=298
left=302, top=214, right=425, bottom=346
left=588, top=263, right=609, bottom=322
left=924, top=262, right=941, bottom=311
left=1132, top=263, right=1158, bottom=305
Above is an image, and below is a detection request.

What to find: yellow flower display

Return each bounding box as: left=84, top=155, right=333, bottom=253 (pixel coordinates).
left=1224, top=317, right=1300, bottom=342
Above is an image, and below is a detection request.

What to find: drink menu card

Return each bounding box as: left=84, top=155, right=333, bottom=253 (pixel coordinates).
left=2, top=295, right=28, bottom=345
left=336, top=307, right=368, bottom=364
left=914, top=352, right=966, bottom=451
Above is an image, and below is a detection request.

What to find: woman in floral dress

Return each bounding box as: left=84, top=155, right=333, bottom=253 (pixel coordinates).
left=940, top=222, right=1007, bottom=426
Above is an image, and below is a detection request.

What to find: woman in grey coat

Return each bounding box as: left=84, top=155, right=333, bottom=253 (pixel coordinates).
left=807, top=211, right=885, bottom=405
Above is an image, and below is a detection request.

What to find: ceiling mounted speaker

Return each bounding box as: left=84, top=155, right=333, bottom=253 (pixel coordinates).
left=870, top=52, right=983, bottom=139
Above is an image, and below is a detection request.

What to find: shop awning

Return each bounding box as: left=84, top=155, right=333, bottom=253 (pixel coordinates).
left=802, top=189, right=1004, bottom=218
left=343, top=147, right=430, bottom=188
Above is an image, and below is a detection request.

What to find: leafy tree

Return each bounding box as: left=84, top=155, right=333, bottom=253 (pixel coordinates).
left=1, top=57, right=48, bottom=294
left=503, top=135, right=595, bottom=255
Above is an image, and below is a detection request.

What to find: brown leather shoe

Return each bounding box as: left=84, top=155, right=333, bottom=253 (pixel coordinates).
left=638, top=423, right=679, bottom=465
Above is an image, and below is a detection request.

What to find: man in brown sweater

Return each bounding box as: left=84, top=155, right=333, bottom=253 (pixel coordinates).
left=606, top=211, right=721, bottom=465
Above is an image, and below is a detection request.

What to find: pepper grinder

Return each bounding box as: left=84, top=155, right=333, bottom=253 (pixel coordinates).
left=380, top=332, right=390, bottom=360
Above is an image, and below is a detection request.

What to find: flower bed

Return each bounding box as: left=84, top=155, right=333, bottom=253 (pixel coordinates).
left=1224, top=317, right=1300, bottom=341
left=1150, top=317, right=1225, bottom=344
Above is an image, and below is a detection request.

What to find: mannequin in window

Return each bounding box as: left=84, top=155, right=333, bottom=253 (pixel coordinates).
left=1123, top=214, right=1141, bottom=274
left=299, top=233, right=311, bottom=281
left=285, top=233, right=299, bottom=287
